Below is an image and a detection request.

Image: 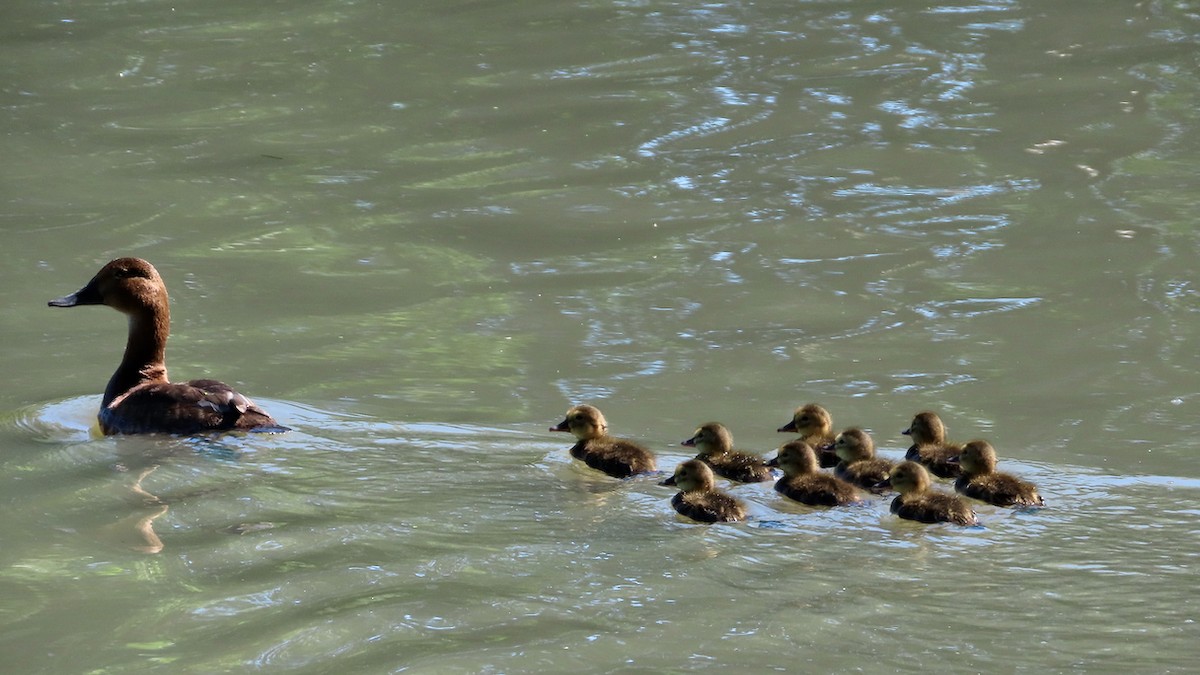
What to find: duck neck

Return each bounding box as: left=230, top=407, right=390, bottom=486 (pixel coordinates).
left=103, top=308, right=169, bottom=407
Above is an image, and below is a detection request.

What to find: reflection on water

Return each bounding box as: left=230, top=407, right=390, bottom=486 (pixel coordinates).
left=3, top=398, right=1198, bottom=671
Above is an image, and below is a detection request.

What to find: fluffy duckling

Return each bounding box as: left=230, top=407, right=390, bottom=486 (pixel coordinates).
left=659, top=459, right=747, bottom=523
left=767, top=441, right=862, bottom=507
left=954, top=440, right=1044, bottom=507
left=682, top=422, right=772, bottom=483
left=550, top=404, right=657, bottom=478
left=887, top=461, right=978, bottom=526
left=833, top=428, right=896, bottom=491
left=48, top=257, right=286, bottom=435
left=776, top=403, right=839, bottom=468
left=902, top=411, right=963, bottom=478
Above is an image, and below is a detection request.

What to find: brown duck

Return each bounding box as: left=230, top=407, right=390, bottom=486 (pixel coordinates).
left=767, top=441, right=862, bottom=507
left=954, top=440, right=1044, bottom=507
left=682, top=422, right=772, bottom=483
left=777, top=403, right=839, bottom=468
left=659, top=459, right=747, bottom=523
left=887, top=461, right=978, bottom=526
left=833, top=428, right=896, bottom=491
left=902, top=411, right=963, bottom=478
left=48, top=257, right=286, bottom=435
left=550, top=404, right=657, bottom=478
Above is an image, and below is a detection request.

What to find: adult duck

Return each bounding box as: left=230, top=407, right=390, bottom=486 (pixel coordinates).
left=767, top=441, right=862, bottom=507
left=48, top=257, right=286, bottom=435
left=953, top=440, right=1044, bottom=507
left=902, top=411, right=963, bottom=478
left=550, top=404, right=657, bottom=478
left=659, top=459, right=747, bottom=523
left=833, top=428, right=896, bottom=491
left=682, top=422, right=772, bottom=483
left=777, top=403, right=839, bottom=468
left=886, top=461, right=978, bottom=526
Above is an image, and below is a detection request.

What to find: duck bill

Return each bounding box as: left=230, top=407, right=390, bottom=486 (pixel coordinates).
left=658, top=475, right=677, bottom=487
left=777, top=421, right=797, bottom=433
left=549, top=418, right=570, bottom=433
left=48, top=281, right=102, bottom=308
left=901, top=427, right=912, bottom=436
left=680, top=437, right=697, bottom=447
left=765, top=457, right=779, bottom=468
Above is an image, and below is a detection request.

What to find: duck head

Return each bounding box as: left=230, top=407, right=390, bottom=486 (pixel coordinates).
left=777, top=403, right=832, bottom=435
left=834, top=427, right=875, bottom=463
left=48, top=257, right=168, bottom=317
left=550, top=404, right=608, bottom=441
left=659, top=459, right=716, bottom=492
left=903, top=411, right=946, bottom=445
left=681, top=422, right=733, bottom=457
left=885, top=460, right=932, bottom=495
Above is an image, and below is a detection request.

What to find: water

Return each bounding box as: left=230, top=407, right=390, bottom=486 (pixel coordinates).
left=3, top=0, right=1199, bottom=672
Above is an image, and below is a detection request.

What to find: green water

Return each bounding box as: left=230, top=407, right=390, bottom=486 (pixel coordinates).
left=2, top=1, right=1198, bottom=672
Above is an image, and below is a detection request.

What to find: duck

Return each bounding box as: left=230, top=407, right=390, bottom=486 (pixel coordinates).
left=48, top=257, right=286, bottom=435
left=953, top=440, right=1044, bottom=507
left=681, top=422, right=772, bottom=483
left=833, top=428, right=896, bottom=491
left=766, top=441, right=862, bottom=506
left=776, top=403, right=839, bottom=468
left=886, top=461, right=978, bottom=526
left=550, top=404, right=657, bottom=478
left=658, top=459, right=747, bottom=523
left=902, top=411, right=963, bottom=478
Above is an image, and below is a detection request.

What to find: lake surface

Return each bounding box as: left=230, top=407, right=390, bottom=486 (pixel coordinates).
left=3, top=0, right=1198, bottom=672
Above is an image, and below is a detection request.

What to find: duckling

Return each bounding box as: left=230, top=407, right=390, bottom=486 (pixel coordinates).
left=776, top=403, right=839, bottom=468
left=902, top=411, right=963, bottom=478
left=550, top=404, right=656, bottom=478
left=766, top=441, right=862, bottom=507
left=659, top=459, right=747, bottom=523
left=833, top=428, right=896, bottom=491
left=48, top=257, right=285, bottom=435
left=887, top=461, right=978, bottom=526
left=682, top=422, right=772, bottom=483
left=954, top=440, right=1044, bottom=507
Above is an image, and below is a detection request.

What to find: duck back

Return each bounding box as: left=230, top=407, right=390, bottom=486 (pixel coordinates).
left=703, top=452, right=773, bottom=483
left=905, top=443, right=963, bottom=478
left=670, top=491, right=746, bottom=523
left=775, top=474, right=861, bottom=507
left=570, top=438, right=656, bottom=478
left=101, top=379, right=286, bottom=435
left=955, top=473, right=1044, bottom=507
left=836, top=458, right=895, bottom=491
left=890, top=492, right=978, bottom=526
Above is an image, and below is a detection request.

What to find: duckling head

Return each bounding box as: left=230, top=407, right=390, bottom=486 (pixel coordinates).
left=886, top=460, right=932, bottom=495
left=778, top=403, right=832, bottom=435
left=957, top=440, right=998, bottom=475
left=549, top=404, right=608, bottom=441
left=903, top=411, right=946, bottom=445
left=769, top=440, right=819, bottom=476
left=681, top=422, right=733, bottom=457
left=834, top=427, right=875, bottom=463
left=659, top=459, right=717, bottom=492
